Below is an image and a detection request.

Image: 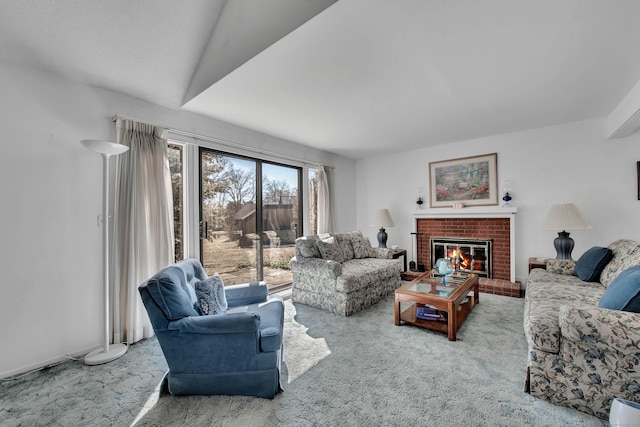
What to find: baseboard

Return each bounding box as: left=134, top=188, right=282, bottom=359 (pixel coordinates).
left=0, top=345, right=96, bottom=380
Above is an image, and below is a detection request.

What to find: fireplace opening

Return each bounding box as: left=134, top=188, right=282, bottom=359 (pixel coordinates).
left=430, top=237, right=492, bottom=278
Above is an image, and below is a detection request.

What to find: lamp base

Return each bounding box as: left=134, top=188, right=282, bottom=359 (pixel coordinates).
left=84, top=343, right=127, bottom=366
left=553, top=231, right=575, bottom=260
left=610, top=398, right=640, bottom=426
left=377, top=227, right=388, bottom=248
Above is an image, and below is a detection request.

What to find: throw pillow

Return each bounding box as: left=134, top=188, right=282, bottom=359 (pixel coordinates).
left=317, top=236, right=341, bottom=262
left=573, top=246, right=613, bottom=282
left=351, top=234, right=374, bottom=259
left=317, top=236, right=352, bottom=263
left=296, top=236, right=321, bottom=258
left=598, top=265, right=640, bottom=313
left=194, top=274, right=228, bottom=315
left=332, top=233, right=355, bottom=261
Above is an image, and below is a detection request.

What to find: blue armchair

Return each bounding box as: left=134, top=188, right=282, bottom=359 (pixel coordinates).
left=138, top=259, right=284, bottom=398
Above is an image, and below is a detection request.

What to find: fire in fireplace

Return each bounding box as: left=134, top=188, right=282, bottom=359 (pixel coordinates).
left=430, top=237, right=492, bottom=278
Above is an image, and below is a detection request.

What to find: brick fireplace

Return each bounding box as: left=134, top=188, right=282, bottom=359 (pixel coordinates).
left=418, top=218, right=510, bottom=280
left=413, top=207, right=519, bottom=296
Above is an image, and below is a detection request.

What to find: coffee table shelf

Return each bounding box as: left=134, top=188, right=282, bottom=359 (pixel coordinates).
left=394, top=270, right=479, bottom=341
left=399, top=299, right=474, bottom=334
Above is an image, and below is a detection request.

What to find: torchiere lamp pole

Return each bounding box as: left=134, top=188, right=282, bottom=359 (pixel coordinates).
left=81, top=139, right=129, bottom=365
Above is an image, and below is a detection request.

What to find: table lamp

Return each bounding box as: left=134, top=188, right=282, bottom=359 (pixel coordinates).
left=541, top=203, right=591, bottom=260
left=370, top=208, right=394, bottom=248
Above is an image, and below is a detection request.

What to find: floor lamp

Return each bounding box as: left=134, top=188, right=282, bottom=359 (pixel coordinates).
left=81, top=139, right=129, bottom=365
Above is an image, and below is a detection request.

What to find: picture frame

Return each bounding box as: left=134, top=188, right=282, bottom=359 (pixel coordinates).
left=429, top=153, right=498, bottom=208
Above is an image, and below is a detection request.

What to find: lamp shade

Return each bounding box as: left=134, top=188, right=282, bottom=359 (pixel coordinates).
left=81, top=139, right=129, bottom=156
left=541, top=203, right=591, bottom=231
left=370, top=209, right=394, bottom=227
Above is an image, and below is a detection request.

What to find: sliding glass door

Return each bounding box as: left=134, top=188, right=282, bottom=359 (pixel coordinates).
left=199, top=148, right=301, bottom=289
left=261, top=163, right=300, bottom=290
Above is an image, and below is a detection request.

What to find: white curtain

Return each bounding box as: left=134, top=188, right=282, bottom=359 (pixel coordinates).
left=111, top=118, right=174, bottom=344
left=317, top=165, right=334, bottom=234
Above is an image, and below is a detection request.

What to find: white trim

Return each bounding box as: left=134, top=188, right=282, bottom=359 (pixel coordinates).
left=413, top=206, right=517, bottom=218
left=0, top=345, right=95, bottom=379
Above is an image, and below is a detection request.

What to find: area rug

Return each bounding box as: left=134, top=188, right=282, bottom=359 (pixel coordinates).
left=0, top=293, right=605, bottom=426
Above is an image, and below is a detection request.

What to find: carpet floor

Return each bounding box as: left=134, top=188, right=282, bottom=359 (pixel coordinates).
left=0, top=293, right=606, bottom=426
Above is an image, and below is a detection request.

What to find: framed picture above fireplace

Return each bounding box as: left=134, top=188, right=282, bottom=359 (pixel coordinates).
left=429, top=153, right=498, bottom=208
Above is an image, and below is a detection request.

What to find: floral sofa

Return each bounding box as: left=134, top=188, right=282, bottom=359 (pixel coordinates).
left=289, top=231, right=402, bottom=316
left=524, top=239, right=640, bottom=419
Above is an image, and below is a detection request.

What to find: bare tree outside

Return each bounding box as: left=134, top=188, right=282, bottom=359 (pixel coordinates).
left=226, top=166, right=255, bottom=205
left=201, top=152, right=230, bottom=231
left=263, top=178, right=291, bottom=203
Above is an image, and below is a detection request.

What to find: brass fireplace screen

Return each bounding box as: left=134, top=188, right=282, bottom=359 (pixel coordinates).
left=430, top=237, right=492, bottom=278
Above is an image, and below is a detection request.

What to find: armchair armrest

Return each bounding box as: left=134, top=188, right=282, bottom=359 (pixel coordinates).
left=289, top=256, right=342, bottom=278
left=169, top=312, right=260, bottom=334
left=225, top=281, right=268, bottom=307
left=560, top=305, right=640, bottom=355
left=371, top=247, right=393, bottom=259
left=546, top=259, right=576, bottom=275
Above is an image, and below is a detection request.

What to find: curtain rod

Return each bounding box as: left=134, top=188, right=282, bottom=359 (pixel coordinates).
left=113, top=114, right=331, bottom=169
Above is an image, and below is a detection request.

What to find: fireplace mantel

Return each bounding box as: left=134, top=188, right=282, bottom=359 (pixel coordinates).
left=413, top=206, right=517, bottom=219
left=413, top=206, right=517, bottom=282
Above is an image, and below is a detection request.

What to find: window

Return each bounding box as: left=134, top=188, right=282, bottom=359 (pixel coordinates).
left=168, top=143, right=185, bottom=262
left=167, top=140, right=317, bottom=293
left=199, top=148, right=302, bottom=289
left=308, top=168, right=319, bottom=235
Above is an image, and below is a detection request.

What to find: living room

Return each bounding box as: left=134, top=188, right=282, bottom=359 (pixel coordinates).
left=2, top=1, right=640, bottom=425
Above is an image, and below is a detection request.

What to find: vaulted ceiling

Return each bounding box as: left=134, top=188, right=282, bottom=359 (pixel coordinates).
left=2, top=0, right=640, bottom=159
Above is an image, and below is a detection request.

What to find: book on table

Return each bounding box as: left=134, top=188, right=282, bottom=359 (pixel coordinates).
left=416, top=306, right=447, bottom=321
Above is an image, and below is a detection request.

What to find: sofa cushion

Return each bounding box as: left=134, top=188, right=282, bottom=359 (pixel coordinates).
left=573, top=246, right=613, bottom=282
left=526, top=269, right=606, bottom=304
left=194, top=274, right=228, bottom=315
left=336, top=258, right=401, bottom=293
left=598, top=265, right=640, bottom=312
left=317, top=235, right=354, bottom=263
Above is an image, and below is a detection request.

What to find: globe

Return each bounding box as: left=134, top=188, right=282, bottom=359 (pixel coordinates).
left=436, top=258, right=453, bottom=284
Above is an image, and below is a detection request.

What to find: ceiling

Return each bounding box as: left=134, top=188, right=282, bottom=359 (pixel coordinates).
left=2, top=0, right=640, bottom=160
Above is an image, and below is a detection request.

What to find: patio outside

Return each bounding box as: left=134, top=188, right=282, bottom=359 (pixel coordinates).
left=201, top=232, right=295, bottom=292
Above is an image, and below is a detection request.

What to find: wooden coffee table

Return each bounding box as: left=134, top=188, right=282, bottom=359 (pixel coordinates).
left=394, top=270, right=479, bottom=341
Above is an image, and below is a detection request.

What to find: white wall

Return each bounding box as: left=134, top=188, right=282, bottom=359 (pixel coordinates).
left=0, top=62, right=356, bottom=377
left=356, top=118, right=640, bottom=285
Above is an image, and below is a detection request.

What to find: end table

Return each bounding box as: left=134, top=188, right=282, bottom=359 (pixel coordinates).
left=528, top=257, right=548, bottom=273
left=391, top=249, right=407, bottom=272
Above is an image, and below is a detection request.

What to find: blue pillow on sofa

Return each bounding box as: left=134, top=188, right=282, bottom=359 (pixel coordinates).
left=573, top=246, right=613, bottom=282
left=598, top=265, right=640, bottom=312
